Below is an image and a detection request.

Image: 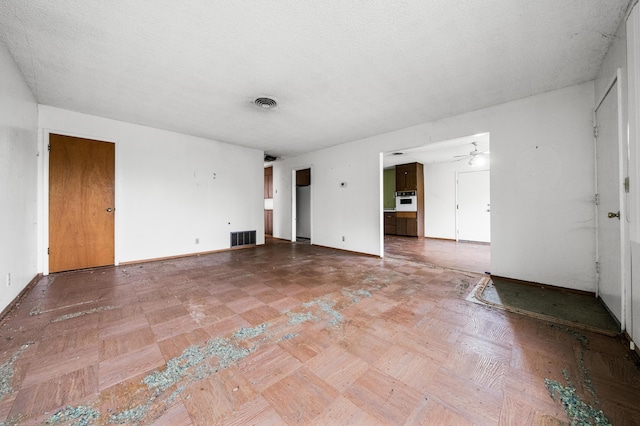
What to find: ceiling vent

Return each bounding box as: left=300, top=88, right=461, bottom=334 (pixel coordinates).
left=254, top=97, right=277, bottom=109
left=264, top=154, right=278, bottom=162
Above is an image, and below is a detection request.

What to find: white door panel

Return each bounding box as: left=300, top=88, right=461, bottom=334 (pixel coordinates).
left=457, top=170, right=490, bottom=243
left=596, top=80, right=622, bottom=323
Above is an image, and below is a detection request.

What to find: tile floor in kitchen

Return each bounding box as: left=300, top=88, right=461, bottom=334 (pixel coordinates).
left=0, top=237, right=638, bottom=425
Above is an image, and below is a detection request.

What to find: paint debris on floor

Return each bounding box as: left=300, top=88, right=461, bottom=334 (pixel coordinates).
left=0, top=343, right=31, bottom=401
left=1, top=240, right=638, bottom=425
left=2, top=279, right=388, bottom=425
left=544, top=326, right=611, bottom=426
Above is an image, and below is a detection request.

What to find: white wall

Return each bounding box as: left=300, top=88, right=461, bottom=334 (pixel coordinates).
left=274, top=149, right=380, bottom=254
left=0, top=41, right=39, bottom=313
left=423, top=160, right=490, bottom=240
left=38, top=106, right=264, bottom=268
left=273, top=82, right=596, bottom=291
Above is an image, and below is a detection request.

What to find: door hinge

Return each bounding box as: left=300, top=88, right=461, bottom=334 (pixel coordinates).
left=624, top=176, right=630, bottom=193
left=47, top=247, right=50, bottom=255
left=456, top=204, right=459, bottom=210
left=47, top=144, right=51, bottom=151
left=595, top=261, right=600, bottom=274
left=594, top=126, right=599, bottom=138
left=594, top=194, right=600, bottom=205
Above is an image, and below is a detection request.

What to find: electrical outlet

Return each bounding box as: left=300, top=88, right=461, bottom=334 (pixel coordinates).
left=6, top=273, right=10, bottom=287
left=195, top=238, right=199, bottom=244
left=342, top=236, right=345, bottom=242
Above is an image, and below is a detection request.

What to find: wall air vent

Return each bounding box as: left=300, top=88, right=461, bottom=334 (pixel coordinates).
left=264, top=154, right=278, bottom=162
left=230, top=230, right=256, bottom=248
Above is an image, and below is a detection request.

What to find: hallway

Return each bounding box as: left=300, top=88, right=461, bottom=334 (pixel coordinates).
left=385, top=236, right=490, bottom=275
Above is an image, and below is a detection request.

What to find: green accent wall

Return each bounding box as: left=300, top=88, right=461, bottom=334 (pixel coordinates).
left=383, top=168, right=396, bottom=209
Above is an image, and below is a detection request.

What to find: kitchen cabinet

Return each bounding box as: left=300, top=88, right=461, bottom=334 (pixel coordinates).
left=389, top=162, right=424, bottom=238
left=296, top=168, right=310, bottom=186
left=396, top=163, right=421, bottom=191
left=384, top=212, right=396, bottom=235
left=396, top=212, right=418, bottom=237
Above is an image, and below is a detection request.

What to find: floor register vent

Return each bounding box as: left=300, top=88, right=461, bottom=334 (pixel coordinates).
left=230, top=230, right=256, bottom=247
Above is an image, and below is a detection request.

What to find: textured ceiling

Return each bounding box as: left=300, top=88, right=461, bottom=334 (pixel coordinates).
left=383, top=133, right=491, bottom=168
left=0, top=0, right=629, bottom=158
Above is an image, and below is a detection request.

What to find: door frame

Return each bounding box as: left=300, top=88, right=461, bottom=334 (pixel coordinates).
left=291, top=165, right=313, bottom=243
left=594, top=67, right=629, bottom=331
left=42, top=129, right=120, bottom=275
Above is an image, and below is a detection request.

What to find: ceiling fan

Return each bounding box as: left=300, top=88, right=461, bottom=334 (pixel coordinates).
left=454, top=142, right=490, bottom=165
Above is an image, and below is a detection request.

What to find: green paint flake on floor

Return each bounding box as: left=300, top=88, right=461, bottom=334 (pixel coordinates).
left=107, top=401, right=152, bottom=425
left=0, top=414, right=24, bottom=426
left=47, top=405, right=100, bottom=426
left=545, top=370, right=611, bottom=426
left=286, top=311, right=317, bottom=325
left=342, top=288, right=372, bottom=303
left=232, top=324, right=268, bottom=340
left=14, top=281, right=388, bottom=424
left=303, top=299, right=343, bottom=325
left=544, top=326, right=610, bottom=425
left=0, top=343, right=31, bottom=401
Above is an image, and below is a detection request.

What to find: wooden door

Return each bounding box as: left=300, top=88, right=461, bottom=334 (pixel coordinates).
left=49, top=134, right=115, bottom=272
left=264, top=166, right=273, bottom=198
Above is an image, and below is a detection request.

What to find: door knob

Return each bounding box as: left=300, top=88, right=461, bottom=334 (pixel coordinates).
left=608, top=211, right=620, bottom=219
left=106, top=207, right=113, bottom=212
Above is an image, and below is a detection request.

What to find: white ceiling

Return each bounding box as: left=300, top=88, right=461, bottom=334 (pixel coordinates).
left=0, top=1, right=629, bottom=158
left=383, top=133, right=490, bottom=168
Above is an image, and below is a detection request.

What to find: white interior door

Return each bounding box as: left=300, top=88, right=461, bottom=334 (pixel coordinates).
left=456, top=170, right=490, bottom=243
left=596, top=80, right=623, bottom=323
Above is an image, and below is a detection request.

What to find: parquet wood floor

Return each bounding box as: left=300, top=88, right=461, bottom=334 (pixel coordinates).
left=0, top=238, right=638, bottom=425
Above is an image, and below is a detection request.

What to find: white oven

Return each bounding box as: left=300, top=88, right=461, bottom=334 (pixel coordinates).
left=395, top=191, right=417, bottom=212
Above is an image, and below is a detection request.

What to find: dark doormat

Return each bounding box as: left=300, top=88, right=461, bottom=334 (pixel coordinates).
left=467, top=276, right=620, bottom=336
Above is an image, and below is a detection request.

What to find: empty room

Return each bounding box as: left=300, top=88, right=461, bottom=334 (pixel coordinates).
left=2, top=1, right=640, bottom=425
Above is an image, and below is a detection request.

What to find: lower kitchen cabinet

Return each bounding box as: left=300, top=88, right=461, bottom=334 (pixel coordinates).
left=384, top=212, right=396, bottom=235
left=395, top=212, right=418, bottom=237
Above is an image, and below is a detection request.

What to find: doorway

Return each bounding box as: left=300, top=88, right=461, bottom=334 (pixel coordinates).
left=595, top=71, right=625, bottom=325
left=292, top=167, right=311, bottom=242
left=381, top=133, right=491, bottom=269
left=48, top=134, right=115, bottom=272
left=264, top=166, right=273, bottom=236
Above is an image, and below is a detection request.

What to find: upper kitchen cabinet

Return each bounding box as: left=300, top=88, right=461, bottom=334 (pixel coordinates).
left=296, top=168, right=311, bottom=186
left=395, top=162, right=423, bottom=191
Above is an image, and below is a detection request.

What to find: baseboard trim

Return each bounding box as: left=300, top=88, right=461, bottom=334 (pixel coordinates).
left=0, top=273, right=42, bottom=322
left=119, top=245, right=258, bottom=266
